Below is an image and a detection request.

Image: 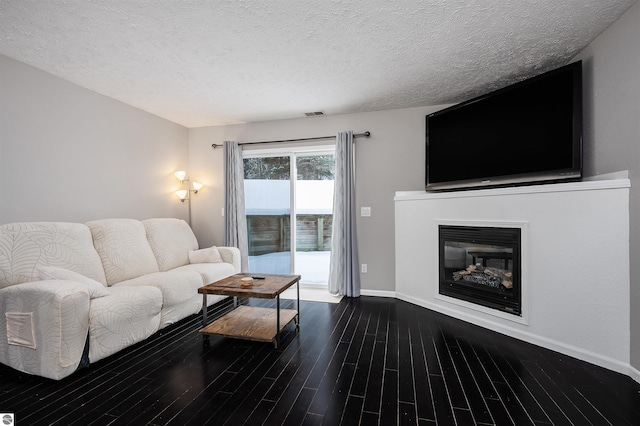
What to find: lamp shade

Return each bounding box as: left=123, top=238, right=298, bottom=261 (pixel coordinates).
left=174, top=171, right=187, bottom=182
left=175, top=189, right=188, bottom=201
left=192, top=181, right=204, bottom=192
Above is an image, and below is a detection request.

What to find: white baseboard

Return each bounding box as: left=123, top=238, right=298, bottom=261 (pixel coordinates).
left=630, top=365, right=640, bottom=385
left=360, top=289, right=396, bottom=298
left=395, top=292, right=631, bottom=377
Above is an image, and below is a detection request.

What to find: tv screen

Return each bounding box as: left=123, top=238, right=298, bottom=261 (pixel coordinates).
left=426, top=61, right=582, bottom=191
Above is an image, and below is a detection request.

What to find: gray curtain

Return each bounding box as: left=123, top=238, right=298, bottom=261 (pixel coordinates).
left=328, top=131, right=361, bottom=297
left=223, top=141, right=249, bottom=272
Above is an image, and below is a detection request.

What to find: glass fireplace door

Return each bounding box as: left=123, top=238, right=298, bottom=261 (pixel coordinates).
left=440, top=225, right=521, bottom=315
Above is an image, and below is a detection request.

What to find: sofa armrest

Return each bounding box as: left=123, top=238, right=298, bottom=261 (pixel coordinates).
left=0, top=280, right=91, bottom=380
left=217, top=246, right=241, bottom=273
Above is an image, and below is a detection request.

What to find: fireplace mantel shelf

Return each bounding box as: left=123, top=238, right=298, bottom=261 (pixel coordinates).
left=395, top=177, right=630, bottom=202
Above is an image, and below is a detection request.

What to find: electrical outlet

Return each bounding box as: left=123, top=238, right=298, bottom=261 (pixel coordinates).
left=221, top=208, right=225, bottom=217
left=361, top=264, right=368, bottom=273
left=361, top=207, right=371, bottom=217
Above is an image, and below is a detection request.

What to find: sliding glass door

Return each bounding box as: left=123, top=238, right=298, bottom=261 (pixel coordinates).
left=243, top=147, right=334, bottom=285
left=294, top=153, right=334, bottom=284
left=244, top=155, right=292, bottom=275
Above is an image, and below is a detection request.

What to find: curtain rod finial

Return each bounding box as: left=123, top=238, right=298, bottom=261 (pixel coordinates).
left=211, top=143, right=222, bottom=149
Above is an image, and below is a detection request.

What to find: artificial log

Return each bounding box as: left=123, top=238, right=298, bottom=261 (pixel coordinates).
left=451, top=263, right=513, bottom=289
left=484, top=267, right=512, bottom=280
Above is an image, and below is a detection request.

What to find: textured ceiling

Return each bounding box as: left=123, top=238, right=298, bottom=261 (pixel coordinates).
left=0, top=0, right=637, bottom=128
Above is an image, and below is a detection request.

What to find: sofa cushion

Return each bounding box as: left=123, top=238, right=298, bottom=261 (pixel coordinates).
left=0, top=222, right=107, bottom=289
left=87, top=219, right=159, bottom=285
left=189, top=246, right=223, bottom=264
left=143, top=218, right=198, bottom=272
left=171, top=262, right=237, bottom=287
left=113, top=269, right=207, bottom=328
left=38, top=266, right=110, bottom=299
left=88, top=285, right=162, bottom=363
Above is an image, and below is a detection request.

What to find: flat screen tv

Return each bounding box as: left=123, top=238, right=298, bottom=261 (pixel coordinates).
left=426, top=61, right=582, bottom=191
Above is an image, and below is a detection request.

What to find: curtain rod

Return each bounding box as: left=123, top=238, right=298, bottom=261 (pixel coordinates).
left=211, top=131, right=370, bottom=149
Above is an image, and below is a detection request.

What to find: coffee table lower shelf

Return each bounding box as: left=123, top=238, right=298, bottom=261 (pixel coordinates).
left=199, top=305, right=298, bottom=347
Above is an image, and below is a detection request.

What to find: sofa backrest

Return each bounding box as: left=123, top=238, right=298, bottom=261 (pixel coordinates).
left=0, top=222, right=107, bottom=289
left=86, top=218, right=159, bottom=286
left=142, top=218, right=199, bottom=272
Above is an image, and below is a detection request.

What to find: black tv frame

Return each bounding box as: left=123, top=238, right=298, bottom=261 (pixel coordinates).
left=425, top=61, right=583, bottom=192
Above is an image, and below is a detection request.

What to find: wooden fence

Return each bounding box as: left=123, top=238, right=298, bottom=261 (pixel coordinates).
left=246, top=214, right=333, bottom=256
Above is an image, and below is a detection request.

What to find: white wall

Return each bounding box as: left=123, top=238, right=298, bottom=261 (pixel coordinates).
left=188, top=106, right=445, bottom=293
left=0, top=55, right=189, bottom=224
left=572, top=2, right=640, bottom=375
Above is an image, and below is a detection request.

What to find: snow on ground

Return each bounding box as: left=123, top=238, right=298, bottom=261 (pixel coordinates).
left=249, top=250, right=330, bottom=285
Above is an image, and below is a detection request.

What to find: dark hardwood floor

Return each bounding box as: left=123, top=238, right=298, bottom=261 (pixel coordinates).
left=1, top=296, right=639, bottom=425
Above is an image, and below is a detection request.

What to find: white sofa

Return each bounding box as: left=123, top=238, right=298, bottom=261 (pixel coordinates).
left=0, top=218, right=240, bottom=380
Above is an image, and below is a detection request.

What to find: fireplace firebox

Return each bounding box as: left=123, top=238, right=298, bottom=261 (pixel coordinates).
left=439, top=225, right=521, bottom=315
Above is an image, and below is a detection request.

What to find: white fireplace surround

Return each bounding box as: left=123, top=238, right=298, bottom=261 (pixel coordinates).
left=395, top=175, right=631, bottom=376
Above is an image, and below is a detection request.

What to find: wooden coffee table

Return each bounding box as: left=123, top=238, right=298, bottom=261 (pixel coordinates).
left=198, top=273, right=300, bottom=348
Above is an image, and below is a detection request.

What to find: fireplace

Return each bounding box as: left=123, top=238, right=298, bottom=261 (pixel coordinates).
left=439, top=225, right=521, bottom=315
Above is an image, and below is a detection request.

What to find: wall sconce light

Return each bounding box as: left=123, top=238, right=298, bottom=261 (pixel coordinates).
left=174, top=171, right=204, bottom=226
